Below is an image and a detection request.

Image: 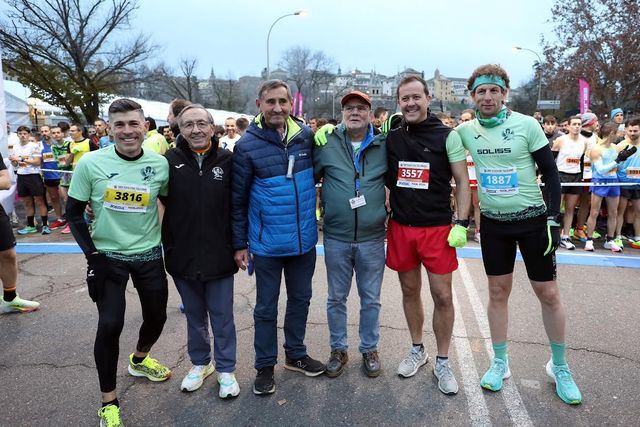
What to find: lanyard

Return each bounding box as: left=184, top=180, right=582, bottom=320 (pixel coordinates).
left=344, top=125, right=373, bottom=195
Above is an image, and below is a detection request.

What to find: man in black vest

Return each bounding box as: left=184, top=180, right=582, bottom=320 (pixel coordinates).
left=386, top=75, right=470, bottom=395
left=161, top=104, right=240, bottom=399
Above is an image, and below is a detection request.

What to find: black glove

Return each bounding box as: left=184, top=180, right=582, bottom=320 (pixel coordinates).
left=543, top=216, right=561, bottom=256
left=616, top=145, right=637, bottom=163
left=86, top=253, right=111, bottom=302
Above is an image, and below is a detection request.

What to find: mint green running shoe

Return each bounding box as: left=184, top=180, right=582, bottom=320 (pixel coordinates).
left=546, top=359, right=582, bottom=405
left=17, top=226, right=37, bottom=235
left=480, top=358, right=511, bottom=391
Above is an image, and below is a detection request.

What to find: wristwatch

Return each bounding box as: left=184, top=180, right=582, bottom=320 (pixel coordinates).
left=454, top=219, right=470, bottom=228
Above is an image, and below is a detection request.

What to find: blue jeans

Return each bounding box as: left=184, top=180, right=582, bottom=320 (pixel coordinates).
left=173, top=275, right=236, bottom=373
left=324, top=237, right=385, bottom=353
left=253, top=248, right=316, bottom=369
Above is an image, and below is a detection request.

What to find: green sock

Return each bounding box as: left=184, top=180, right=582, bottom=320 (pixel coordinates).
left=550, top=341, right=567, bottom=366
left=492, top=342, right=508, bottom=362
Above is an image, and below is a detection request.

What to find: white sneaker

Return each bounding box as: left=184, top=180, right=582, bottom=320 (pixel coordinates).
left=603, top=240, right=622, bottom=253
left=217, top=372, right=240, bottom=398
left=474, top=232, right=481, bottom=243
left=584, top=240, right=594, bottom=252
left=0, top=295, right=40, bottom=314
left=559, top=237, right=575, bottom=250
left=433, top=358, right=458, bottom=395
left=398, top=346, right=428, bottom=378
left=180, top=363, right=215, bottom=392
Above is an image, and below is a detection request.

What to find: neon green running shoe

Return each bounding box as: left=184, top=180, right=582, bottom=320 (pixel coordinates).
left=592, top=230, right=602, bottom=239
left=98, top=404, right=122, bottom=427
left=0, top=295, right=40, bottom=314
left=480, top=358, right=511, bottom=391
left=546, top=360, right=582, bottom=405
left=127, top=354, right=171, bottom=382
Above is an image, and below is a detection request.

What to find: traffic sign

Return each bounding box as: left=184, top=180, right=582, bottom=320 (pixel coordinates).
left=537, top=100, right=560, bottom=109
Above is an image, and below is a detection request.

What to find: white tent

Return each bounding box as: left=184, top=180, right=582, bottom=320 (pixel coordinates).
left=100, top=96, right=253, bottom=127
left=0, top=49, right=17, bottom=213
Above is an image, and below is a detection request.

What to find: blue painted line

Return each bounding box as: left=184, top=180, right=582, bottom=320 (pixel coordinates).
left=16, top=243, right=640, bottom=269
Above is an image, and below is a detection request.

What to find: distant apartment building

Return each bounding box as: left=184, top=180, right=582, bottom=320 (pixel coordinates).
left=426, top=69, right=471, bottom=104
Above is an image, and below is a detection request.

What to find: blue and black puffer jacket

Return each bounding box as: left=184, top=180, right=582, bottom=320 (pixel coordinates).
left=231, top=114, right=318, bottom=257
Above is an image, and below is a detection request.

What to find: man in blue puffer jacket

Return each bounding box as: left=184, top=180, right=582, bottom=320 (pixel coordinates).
left=232, top=80, right=325, bottom=395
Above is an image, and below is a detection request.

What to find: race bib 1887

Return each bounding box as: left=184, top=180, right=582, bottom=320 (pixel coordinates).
left=397, top=161, right=430, bottom=189
left=479, top=167, right=519, bottom=195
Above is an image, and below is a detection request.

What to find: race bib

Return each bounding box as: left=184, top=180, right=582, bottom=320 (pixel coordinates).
left=397, top=161, right=430, bottom=189
left=627, top=167, right=640, bottom=178
left=42, top=152, right=55, bottom=162
left=467, top=156, right=477, bottom=184
left=103, top=182, right=150, bottom=213
left=566, top=157, right=581, bottom=166
left=479, top=167, right=519, bottom=195
left=583, top=160, right=592, bottom=179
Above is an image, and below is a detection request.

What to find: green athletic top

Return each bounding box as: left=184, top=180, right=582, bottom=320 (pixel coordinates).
left=457, top=111, right=547, bottom=221
left=68, top=145, right=169, bottom=255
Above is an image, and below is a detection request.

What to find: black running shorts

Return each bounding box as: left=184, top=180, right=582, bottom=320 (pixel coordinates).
left=0, top=205, right=16, bottom=251
left=480, top=214, right=557, bottom=282
left=17, top=174, right=45, bottom=197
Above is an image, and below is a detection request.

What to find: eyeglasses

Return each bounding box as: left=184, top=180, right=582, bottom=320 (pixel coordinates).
left=181, top=121, right=212, bottom=131
left=343, top=105, right=370, bottom=113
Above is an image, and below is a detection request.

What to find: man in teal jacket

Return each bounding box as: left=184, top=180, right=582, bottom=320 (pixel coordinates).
left=314, top=91, right=387, bottom=378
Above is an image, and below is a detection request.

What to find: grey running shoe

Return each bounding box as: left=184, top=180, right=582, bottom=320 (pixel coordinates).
left=433, top=358, right=459, bottom=395
left=398, top=346, right=428, bottom=378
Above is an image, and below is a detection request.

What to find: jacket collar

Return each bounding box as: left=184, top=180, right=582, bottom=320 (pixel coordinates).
left=251, top=113, right=303, bottom=144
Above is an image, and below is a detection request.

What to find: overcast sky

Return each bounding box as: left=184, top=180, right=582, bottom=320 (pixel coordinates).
left=133, top=0, right=557, bottom=87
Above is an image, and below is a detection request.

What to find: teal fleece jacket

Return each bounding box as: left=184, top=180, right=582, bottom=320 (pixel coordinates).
left=313, top=124, right=388, bottom=242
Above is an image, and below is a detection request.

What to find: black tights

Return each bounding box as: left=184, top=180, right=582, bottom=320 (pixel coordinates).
left=94, top=257, right=168, bottom=393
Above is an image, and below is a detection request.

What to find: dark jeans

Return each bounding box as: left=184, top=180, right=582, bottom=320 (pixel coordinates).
left=95, top=257, right=168, bottom=393
left=253, top=248, right=316, bottom=369
left=173, top=275, right=236, bottom=372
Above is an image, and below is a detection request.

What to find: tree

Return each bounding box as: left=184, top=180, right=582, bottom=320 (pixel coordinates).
left=208, top=72, right=247, bottom=112
left=543, top=0, right=640, bottom=117
left=155, top=57, right=200, bottom=102
left=278, top=46, right=336, bottom=116
left=0, top=0, right=152, bottom=123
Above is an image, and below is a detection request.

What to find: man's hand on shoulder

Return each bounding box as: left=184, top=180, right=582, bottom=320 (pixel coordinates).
left=314, top=124, right=335, bottom=147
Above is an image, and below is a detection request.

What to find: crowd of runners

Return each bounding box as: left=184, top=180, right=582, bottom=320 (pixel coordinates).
left=4, top=62, right=640, bottom=426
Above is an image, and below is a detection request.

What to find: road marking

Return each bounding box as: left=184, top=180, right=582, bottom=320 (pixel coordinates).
left=15, top=243, right=640, bottom=269
left=458, top=259, right=534, bottom=427
left=452, top=286, right=492, bottom=426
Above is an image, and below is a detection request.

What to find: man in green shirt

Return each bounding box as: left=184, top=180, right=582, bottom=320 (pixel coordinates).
left=457, top=64, right=581, bottom=405
left=67, top=99, right=170, bottom=427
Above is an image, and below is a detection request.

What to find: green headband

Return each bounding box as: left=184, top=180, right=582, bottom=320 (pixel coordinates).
left=471, top=75, right=507, bottom=92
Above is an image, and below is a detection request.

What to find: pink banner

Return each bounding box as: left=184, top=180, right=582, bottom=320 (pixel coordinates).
left=579, top=79, right=590, bottom=113
left=291, top=92, right=304, bottom=118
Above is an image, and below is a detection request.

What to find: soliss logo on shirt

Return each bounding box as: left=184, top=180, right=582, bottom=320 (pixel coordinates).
left=212, top=167, right=224, bottom=180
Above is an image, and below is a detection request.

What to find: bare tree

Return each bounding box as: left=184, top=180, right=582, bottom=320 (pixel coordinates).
left=155, top=57, right=200, bottom=102
left=543, top=0, right=640, bottom=116
left=208, top=72, right=247, bottom=112
left=0, top=0, right=153, bottom=123
left=278, top=46, right=336, bottom=115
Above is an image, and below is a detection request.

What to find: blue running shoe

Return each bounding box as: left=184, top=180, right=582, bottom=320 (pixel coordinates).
left=546, top=359, right=582, bottom=405
left=480, top=358, right=511, bottom=391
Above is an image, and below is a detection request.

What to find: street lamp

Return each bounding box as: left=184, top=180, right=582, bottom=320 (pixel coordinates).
left=513, top=46, right=543, bottom=109
left=266, top=10, right=308, bottom=79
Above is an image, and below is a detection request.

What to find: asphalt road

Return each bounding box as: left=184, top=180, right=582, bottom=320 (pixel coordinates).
left=1, top=234, right=639, bottom=426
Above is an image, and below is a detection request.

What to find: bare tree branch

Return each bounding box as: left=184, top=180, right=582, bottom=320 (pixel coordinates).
left=0, top=0, right=154, bottom=122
